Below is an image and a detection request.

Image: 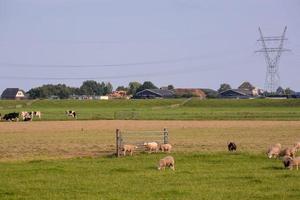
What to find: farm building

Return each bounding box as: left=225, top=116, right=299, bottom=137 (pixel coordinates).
left=174, top=88, right=206, bottom=99
left=134, top=89, right=175, bottom=99
left=219, top=89, right=252, bottom=99
left=1, top=88, right=27, bottom=100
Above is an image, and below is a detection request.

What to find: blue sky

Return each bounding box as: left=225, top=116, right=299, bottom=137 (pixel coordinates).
left=0, top=0, right=299, bottom=93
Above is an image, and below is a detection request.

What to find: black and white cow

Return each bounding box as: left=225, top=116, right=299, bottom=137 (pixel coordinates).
left=66, top=110, right=77, bottom=119
left=33, top=111, right=42, bottom=119
left=3, top=112, right=19, bottom=121
left=21, top=111, right=33, bottom=121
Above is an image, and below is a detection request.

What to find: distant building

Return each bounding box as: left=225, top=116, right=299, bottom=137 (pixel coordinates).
left=238, top=81, right=263, bottom=96
left=174, top=88, right=206, bottom=99
left=109, top=90, right=130, bottom=99
left=219, top=89, right=252, bottom=99
left=1, top=88, right=26, bottom=100
left=134, top=89, right=175, bottom=99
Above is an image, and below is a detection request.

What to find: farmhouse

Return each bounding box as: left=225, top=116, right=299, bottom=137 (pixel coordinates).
left=1, top=88, right=27, bottom=100
left=219, top=82, right=263, bottom=99
left=134, top=89, right=175, bottom=99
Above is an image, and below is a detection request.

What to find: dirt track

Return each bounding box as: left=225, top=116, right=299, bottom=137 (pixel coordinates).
left=1, top=120, right=300, bottom=161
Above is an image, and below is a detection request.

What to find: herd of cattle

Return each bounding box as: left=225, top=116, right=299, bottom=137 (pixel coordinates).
left=0, top=110, right=77, bottom=121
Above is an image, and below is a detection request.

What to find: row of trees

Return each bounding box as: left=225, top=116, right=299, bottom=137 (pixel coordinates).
left=27, top=81, right=113, bottom=99
left=27, top=80, right=162, bottom=99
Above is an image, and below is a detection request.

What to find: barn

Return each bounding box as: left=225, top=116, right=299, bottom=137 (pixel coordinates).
left=1, top=88, right=27, bottom=100
left=134, top=89, right=175, bottom=99
left=219, top=89, right=252, bottom=99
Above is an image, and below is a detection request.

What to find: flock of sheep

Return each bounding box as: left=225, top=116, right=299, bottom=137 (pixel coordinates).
left=120, top=140, right=300, bottom=171
left=267, top=142, right=300, bottom=170
left=121, top=142, right=174, bottom=171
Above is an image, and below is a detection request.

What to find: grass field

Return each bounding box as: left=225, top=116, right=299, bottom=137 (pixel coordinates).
left=1, top=152, right=300, bottom=200
left=1, top=99, right=300, bottom=199
left=1, top=98, right=300, bottom=120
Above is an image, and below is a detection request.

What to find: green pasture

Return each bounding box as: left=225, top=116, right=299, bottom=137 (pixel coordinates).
left=0, top=99, right=300, bottom=120
left=0, top=152, right=299, bottom=200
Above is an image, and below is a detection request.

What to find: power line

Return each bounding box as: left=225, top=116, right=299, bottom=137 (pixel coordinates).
left=0, top=56, right=207, bottom=68
left=0, top=65, right=226, bottom=80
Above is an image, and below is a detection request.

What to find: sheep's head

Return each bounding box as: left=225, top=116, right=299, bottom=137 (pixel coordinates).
left=267, top=150, right=273, bottom=159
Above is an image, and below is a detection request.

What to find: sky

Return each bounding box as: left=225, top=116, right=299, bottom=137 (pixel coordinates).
left=0, top=0, right=299, bottom=93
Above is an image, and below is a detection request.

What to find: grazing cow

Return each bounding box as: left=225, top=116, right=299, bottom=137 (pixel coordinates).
left=3, top=112, right=19, bottom=121
left=66, top=110, right=77, bottom=119
left=33, top=111, right=41, bottom=119
left=228, top=142, right=237, bottom=152
left=21, top=111, right=33, bottom=121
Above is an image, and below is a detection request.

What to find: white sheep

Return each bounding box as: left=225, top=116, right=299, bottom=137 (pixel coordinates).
left=267, top=143, right=282, bottom=158
left=122, top=144, right=138, bottom=156
left=144, top=142, right=158, bottom=154
left=294, top=142, right=300, bottom=151
left=159, top=144, right=172, bottom=153
left=158, top=156, right=175, bottom=171
left=279, top=147, right=296, bottom=158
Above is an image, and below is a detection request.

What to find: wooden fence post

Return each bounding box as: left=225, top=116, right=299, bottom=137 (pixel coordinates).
left=163, top=128, right=168, bottom=144
left=116, top=129, right=121, bottom=157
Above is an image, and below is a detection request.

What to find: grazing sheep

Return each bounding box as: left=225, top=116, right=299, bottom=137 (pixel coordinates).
left=267, top=143, right=282, bottom=158
left=279, top=147, right=296, bottom=158
left=158, top=156, right=175, bottom=171
left=227, top=142, right=237, bottom=152
left=144, top=142, right=158, bottom=153
left=159, top=144, right=172, bottom=153
left=294, top=142, right=300, bottom=151
left=121, top=144, right=138, bottom=156
left=282, top=156, right=293, bottom=168
left=285, top=156, right=300, bottom=170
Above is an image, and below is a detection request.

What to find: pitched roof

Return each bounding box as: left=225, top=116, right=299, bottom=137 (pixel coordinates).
left=238, top=82, right=255, bottom=91
left=219, top=89, right=252, bottom=96
left=1, top=88, right=23, bottom=99
left=135, top=89, right=174, bottom=97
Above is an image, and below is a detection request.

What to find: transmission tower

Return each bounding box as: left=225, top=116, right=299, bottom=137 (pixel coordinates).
left=256, top=26, right=290, bottom=93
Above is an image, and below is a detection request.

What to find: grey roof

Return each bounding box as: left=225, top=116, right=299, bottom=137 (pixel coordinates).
left=238, top=82, right=255, bottom=91
left=220, top=89, right=252, bottom=96
left=135, top=89, right=174, bottom=97
left=1, top=88, right=21, bottom=99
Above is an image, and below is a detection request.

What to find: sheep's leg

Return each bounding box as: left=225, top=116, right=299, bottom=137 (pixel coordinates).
left=130, top=151, right=133, bottom=156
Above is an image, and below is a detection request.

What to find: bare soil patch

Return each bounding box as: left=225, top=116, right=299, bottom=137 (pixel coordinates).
left=1, top=120, right=300, bottom=161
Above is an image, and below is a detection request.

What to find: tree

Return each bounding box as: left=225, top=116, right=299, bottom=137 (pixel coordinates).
left=27, top=84, right=74, bottom=99
left=116, top=86, right=128, bottom=91
left=79, top=80, right=113, bottom=95
left=80, top=80, right=99, bottom=95
left=285, top=87, right=295, bottom=95
left=136, top=81, right=158, bottom=93
left=167, top=85, right=174, bottom=90
left=128, top=82, right=142, bottom=95
left=103, top=82, right=113, bottom=95
left=218, top=83, right=231, bottom=93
